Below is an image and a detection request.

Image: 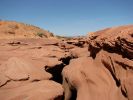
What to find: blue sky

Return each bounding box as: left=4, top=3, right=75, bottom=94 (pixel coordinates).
left=0, top=0, right=133, bottom=36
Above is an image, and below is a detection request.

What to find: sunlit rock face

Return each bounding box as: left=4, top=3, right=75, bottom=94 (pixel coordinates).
left=0, top=24, right=133, bottom=100
left=0, top=21, right=54, bottom=39
left=62, top=25, right=133, bottom=100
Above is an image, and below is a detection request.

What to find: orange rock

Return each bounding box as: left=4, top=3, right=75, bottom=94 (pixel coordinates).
left=0, top=80, right=64, bottom=100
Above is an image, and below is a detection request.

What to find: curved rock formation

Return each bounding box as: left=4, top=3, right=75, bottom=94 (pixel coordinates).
left=0, top=57, right=63, bottom=100
left=62, top=25, right=133, bottom=100
left=0, top=24, right=133, bottom=100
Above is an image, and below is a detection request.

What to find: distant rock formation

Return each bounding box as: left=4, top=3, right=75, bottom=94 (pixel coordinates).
left=0, top=21, right=54, bottom=39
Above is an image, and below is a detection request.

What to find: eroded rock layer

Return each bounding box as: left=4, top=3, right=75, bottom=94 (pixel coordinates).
left=62, top=25, right=133, bottom=100
left=0, top=25, right=133, bottom=100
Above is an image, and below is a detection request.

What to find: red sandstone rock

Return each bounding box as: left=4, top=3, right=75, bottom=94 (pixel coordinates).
left=0, top=24, right=133, bottom=100
left=62, top=57, right=127, bottom=100
left=0, top=80, right=64, bottom=100
left=0, top=57, right=52, bottom=87
left=70, top=47, right=89, bottom=58
left=62, top=25, right=133, bottom=100
left=0, top=57, right=64, bottom=100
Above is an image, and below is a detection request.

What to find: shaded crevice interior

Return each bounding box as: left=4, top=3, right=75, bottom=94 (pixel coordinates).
left=45, top=63, right=64, bottom=83
left=102, top=60, right=121, bottom=87
left=101, top=58, right=129, bottom=98
left=45, top=55, right=76, bottom=100
left=60, top=56, right=73, bottom=65
left=70, top=88, right=77, bottom=100
left=45, top=56, right=73, bottom=84
left=121, top=87, right=128, bottom=98
left=89, top=41, right=133, bottom=60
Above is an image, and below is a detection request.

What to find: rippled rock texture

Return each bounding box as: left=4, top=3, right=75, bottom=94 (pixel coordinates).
left=0, top=25, right=133, bottom=100
left=62, top=25, right=133, bottom=100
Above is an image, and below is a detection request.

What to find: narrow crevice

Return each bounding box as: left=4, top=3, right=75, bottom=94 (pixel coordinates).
left=60, top=56, right=74, bottom=65
left=54, top=95, right=64, bottom=100
left=45, top=55, right=74, bottom=84
left=0, top=80, right=11, bottom=88
left=115, top=61, right=133, bottom=70
left=103, top=55, right=132, bottom=100
left=70, top=87, right=77, bottom=100
left=45, top=63, right=64, bottom=83
left=31, top=79, right=40, bottom=82
left=102, top=60, right=120, bottom=87
left=88, top=44, right=101, bottom=59
left=0, top=76, right=30, bottom=88
left=45, top=55, right=75, bottom=100
left=121, top=87, right=128, bottom=98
